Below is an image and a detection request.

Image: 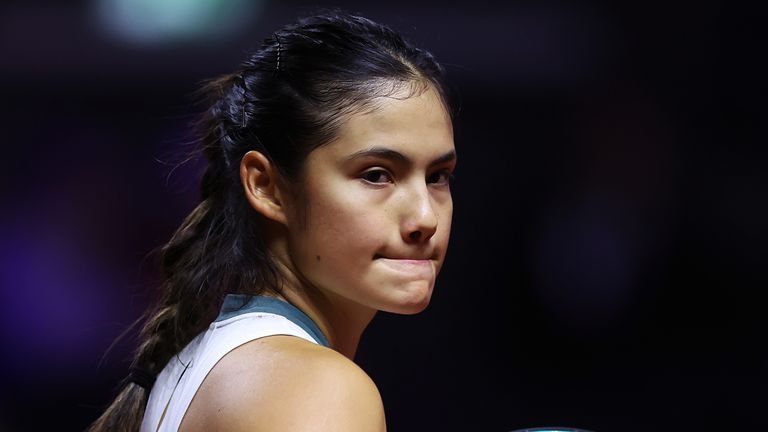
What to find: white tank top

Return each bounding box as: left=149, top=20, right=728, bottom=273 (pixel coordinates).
left=140, top=294, right=329, bottom=432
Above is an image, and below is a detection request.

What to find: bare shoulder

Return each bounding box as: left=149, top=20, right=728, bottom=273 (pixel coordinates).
left=182, top=335, right=386, bottom=432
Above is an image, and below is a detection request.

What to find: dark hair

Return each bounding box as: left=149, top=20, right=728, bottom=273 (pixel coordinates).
left=89, top=10, right=452, bottom=431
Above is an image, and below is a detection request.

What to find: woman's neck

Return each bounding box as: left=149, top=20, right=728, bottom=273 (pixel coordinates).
left=269, top=257, right=377, bottom=359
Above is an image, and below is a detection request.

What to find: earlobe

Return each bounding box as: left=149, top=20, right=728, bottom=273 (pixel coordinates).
left=240, top=150, right=288, bottom=224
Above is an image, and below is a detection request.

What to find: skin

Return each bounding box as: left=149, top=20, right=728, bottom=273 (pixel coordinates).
left=180, top=84, right=455, bottom=432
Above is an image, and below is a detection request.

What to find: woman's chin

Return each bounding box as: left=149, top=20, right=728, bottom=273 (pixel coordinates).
left=382, top=282, right=434, bottom=315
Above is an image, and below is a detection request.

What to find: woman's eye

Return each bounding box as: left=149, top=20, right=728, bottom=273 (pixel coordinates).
left=361, top=169, right=393, bottom=184
left=427, top=170, right=453, bottom=186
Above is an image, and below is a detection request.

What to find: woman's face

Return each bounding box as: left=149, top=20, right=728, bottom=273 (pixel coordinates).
left=284, top=85, right=455, bottom=315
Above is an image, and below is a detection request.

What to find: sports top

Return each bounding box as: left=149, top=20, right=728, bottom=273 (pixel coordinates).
left=140, top=294, right=330, bottom=432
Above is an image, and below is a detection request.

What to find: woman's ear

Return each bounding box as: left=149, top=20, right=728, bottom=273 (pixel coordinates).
left=240, top=150, right=288, bottom=224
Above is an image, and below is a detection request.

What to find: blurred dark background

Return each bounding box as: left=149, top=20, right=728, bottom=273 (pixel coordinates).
left=1, top=0, right=766, bottom=430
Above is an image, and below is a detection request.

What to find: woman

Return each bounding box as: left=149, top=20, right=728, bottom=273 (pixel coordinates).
left=90, top=10, right=456, bottom=432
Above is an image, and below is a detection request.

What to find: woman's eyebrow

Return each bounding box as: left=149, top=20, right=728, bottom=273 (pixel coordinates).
left=344, top=147, right=456, bottom=167
left=430, top=150, right=457, bottom=167
left=345, top=147, right=409, bottom=165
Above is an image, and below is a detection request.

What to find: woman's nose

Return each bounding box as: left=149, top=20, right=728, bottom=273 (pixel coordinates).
left=401, top=185, right=438, bottom=243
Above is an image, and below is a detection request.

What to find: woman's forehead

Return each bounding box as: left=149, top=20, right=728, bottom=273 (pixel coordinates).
left=323, top=87, right=454, bottom=161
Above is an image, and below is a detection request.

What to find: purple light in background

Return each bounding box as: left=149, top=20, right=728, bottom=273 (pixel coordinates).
left=0, top=206, right=135, bottom=377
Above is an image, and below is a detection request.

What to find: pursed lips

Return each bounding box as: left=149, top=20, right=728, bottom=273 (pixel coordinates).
left=374, top=255, right=436, bottom=278
left=373, top=252, right=436, bottom=261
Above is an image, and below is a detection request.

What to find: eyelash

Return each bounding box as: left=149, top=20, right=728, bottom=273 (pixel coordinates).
left=360, top=169, right=394, bottom=184
left=359, top=168, right=454, bottom=186
left=427, top=170, right=454, bottom=186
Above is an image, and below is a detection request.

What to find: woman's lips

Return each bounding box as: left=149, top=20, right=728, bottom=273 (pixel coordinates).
left=375, top=257, right=435, bottom=278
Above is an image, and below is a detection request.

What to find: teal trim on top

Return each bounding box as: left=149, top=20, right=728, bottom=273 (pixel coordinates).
left=215, top=294, right=330, bottom=347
